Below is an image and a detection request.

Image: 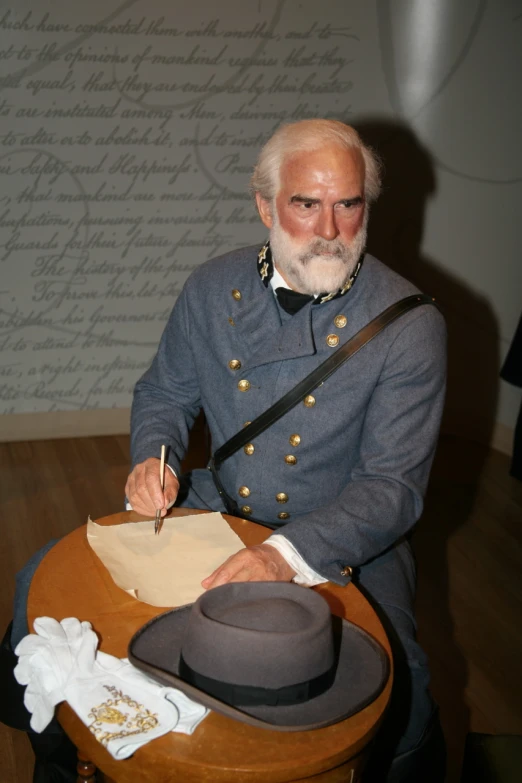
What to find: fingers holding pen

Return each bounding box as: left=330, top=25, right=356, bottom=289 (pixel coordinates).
left=125, top=457, right=179, bottom=517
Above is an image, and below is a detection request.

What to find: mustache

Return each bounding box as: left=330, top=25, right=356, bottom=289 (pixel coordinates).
left=299, top=240, right=348, bottom=263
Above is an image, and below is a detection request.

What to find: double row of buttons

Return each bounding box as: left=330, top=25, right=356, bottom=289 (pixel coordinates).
left=228, top=288, right=348, bottom=523
left=238, top=431, right=302, bottom=519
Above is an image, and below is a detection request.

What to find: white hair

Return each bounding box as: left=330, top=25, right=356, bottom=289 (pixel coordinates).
left=250, top=119, right=382, bottom=204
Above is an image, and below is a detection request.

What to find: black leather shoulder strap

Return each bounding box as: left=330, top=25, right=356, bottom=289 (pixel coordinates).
left=212, top=294, right=437, bottom=468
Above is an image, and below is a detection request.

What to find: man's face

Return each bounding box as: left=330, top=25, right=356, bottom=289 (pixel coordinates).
left=256, top=145, right=367, bottom=294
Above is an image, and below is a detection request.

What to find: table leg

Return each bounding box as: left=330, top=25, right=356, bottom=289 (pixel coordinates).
left=77, top=751, right=97, bottom=782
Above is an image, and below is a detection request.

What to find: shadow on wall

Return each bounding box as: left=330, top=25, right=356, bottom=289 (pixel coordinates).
left=353, top=117, right=501, bottom=778
left=354, top=116, right=499, bottom=453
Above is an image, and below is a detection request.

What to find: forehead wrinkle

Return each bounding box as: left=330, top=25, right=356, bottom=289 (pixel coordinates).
left=277, top=147, right=365, bottom=205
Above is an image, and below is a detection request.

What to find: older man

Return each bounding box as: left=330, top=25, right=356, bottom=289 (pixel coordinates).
left=126, top=120, right=447, bottom=781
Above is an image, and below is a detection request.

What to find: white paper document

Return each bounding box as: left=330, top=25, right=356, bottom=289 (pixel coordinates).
left=87, top=513, right=244, bottom=607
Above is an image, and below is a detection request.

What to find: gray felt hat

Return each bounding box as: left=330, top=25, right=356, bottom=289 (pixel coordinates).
left=128, top=581, right=389, bottom=731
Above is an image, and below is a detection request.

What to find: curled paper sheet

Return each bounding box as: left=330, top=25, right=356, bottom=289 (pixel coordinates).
left=87, top=513, right=244, bottom=607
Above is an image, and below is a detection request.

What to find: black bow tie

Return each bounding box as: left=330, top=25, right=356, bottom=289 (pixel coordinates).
left=275, top=287, right=314, bottom=315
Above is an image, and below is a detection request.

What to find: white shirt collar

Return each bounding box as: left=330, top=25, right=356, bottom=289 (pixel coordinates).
left=270, top=264, right=290, bottom=293
left=270, top=264, right=320, bottom=297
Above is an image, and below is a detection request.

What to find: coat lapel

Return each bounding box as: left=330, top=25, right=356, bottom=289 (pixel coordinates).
left=234, top=289, right=317, bottom=371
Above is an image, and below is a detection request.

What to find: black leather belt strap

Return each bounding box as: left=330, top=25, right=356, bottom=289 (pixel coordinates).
left=212, top=294, right=436, bottom=468
left=208, top=294, right=437, bottom=516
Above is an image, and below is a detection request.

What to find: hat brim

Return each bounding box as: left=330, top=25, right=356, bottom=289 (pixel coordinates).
left=128, top=604, right=389, bottom=732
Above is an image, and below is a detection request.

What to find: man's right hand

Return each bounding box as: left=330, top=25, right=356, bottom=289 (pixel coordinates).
left=125, top=458, right=180, bottom=517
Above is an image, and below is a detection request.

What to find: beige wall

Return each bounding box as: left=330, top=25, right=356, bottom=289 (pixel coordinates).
left=0, top=1, right=520, bottom=453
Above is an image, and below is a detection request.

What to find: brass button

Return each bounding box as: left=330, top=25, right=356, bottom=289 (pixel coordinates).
left=238, top=380, right=251, bottom=392
left=276, top=492, right=288, bottom=504
left=241, top=505, right=252, bottom=515
left=284, top=455, right=297, bottom=465
left=228, top=359, right=241, bottom=371
left=238, top=486, right=250, bottom=498
left=244, top=421, right=252, bottom=427
left=326, top=333, right=340, bottom=347
left=334, top=314, right=347, bottom=328
left=289, top=434, right=301, bottom=446
left=278, top=512, right=290, bottom=520
left=340, top=566, right=353, bottom=577
left=228, top=317, right=235, bottom=326
left=244, top=443, right=255, bottom=455
left=232, top=289, right=241, bottom=300
left=303, top=395, right=316, bottom=407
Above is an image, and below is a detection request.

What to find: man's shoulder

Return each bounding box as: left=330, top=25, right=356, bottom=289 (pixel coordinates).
left=360, top=254, right=446, bottom=340
left=362, top=254, right=421, bottom=298
left=186, top=244, right=262, bottom=286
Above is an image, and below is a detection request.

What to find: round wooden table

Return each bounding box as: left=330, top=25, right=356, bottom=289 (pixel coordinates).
left=28, top=510, right=392, bottom=783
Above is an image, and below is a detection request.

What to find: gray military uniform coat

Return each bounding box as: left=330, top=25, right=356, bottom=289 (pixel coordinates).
left=131, top=243, right=446, bottom=579
left=132, top=244, right=448, bottom=753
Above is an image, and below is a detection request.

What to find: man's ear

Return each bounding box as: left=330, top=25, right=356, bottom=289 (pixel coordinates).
left=255, top=193, right=274, bottom=229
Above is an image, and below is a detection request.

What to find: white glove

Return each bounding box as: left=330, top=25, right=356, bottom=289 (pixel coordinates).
left=62, top=645, right=182, bottom=759
left=95, top=652, right=208, bottom=735
left=14, top=617, right=98, bottom=732
left=15, top=617, right=208, bottom=758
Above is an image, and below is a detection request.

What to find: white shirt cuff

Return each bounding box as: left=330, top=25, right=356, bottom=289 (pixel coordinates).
left=265, top=535, right=327, bottom=586
left=166, top=464, right=178, bottom=479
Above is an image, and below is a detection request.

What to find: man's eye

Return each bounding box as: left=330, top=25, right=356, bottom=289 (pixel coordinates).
left=338, top=199, right=362, bottom=209
left=300, top=202, right=315, bottom=209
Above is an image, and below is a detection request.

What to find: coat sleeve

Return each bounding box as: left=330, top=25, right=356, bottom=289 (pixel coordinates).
left=280, top=307, right=447, bottom=585
left=130, top=285, right=201, bottom=475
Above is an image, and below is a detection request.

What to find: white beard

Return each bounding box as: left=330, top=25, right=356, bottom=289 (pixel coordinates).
left=269, top=213, right=368, bottom=295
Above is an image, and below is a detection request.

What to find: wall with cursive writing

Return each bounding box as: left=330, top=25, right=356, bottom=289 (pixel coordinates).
left=0, top=0, right=520, bottom=453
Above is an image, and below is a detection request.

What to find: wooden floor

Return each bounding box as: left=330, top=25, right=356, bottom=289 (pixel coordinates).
left=0, top=431, right=521, bottom=782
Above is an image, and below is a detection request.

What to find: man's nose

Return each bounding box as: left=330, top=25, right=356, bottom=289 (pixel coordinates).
left=315, top=207, right=339, bottom=240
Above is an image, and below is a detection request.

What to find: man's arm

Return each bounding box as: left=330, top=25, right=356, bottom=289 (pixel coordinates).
left=278, top=307, right=447, bottom=584
left=127, top=286, right=200, bottom=514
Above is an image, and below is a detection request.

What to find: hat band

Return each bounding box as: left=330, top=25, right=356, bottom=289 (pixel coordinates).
left=179, top=653, right=337, bottom=708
